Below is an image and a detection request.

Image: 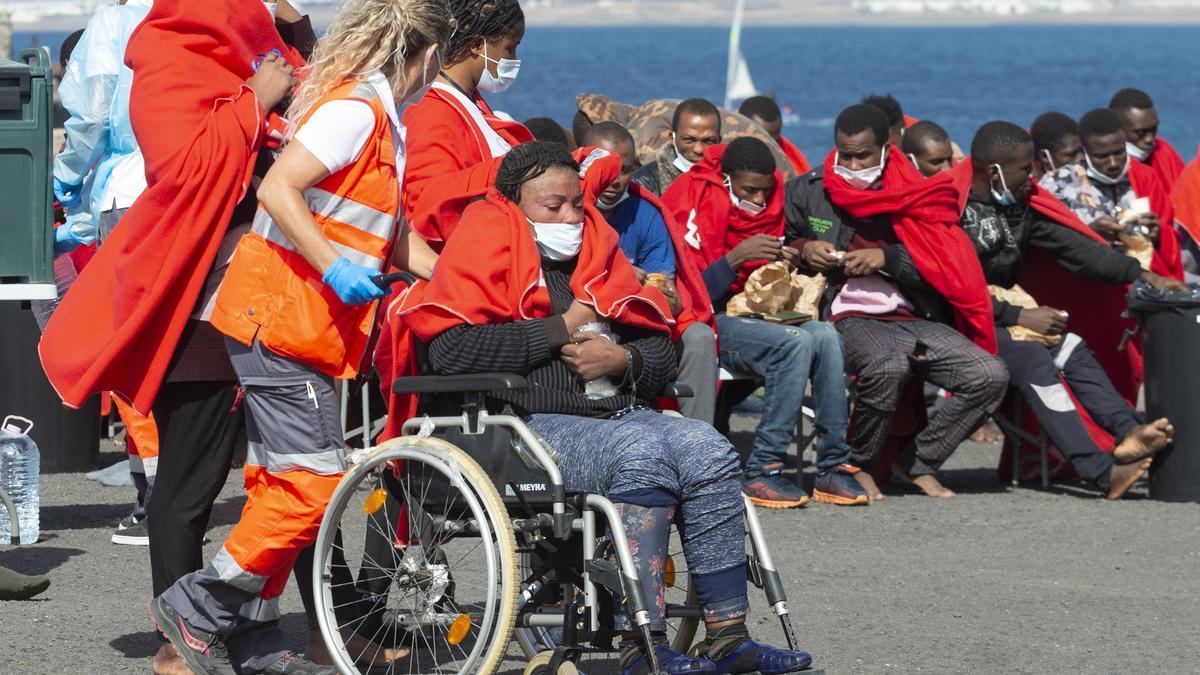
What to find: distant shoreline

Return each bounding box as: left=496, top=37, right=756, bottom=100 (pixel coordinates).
left=13, top=8, right=1200, bottom=31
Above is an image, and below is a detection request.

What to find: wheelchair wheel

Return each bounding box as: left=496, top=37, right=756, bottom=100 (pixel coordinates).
left=514, top=525, right=700, bottom=673
left=313, top=436, right=518, bottom=674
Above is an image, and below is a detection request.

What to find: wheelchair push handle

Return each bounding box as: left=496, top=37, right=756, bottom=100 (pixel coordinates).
left=373, top=271, right=417, bottom=290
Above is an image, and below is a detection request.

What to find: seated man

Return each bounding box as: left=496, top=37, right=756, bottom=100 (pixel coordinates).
left=901, top=120, right=955, bottom=178
left=1039, top=108, right=1184, bottom=280
left=585, top=121, right=719, bottom=425
left=633, top=97, right=722, bottom=195
left=1030, top=111, right=1081, bottom=181
left=956, top=121, right=1177, bottom=499
left=1110, top=87, right=1185, bottom=191
left=524, top=115, right=573, bottom=148
left=401, top=141, right=812, bottom=675
left=739, top=95, right=811, bottom=175
left=785, top=104, right=1008, bottom=500
left=663, top=137, right=869, bottom=508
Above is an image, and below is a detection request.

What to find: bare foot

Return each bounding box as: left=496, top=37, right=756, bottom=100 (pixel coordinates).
left=152, top=644, right=191, bottom=675
left=1107, top=458, right=1153, bottom=500
left=305, top=628, right=407, bottom=667
left=852, top=469, right=885, bottom=501
left=969, top=421, right=1003, bottom=444
left=892, top=465, right=956, bottom=498
left=1114, top=418, right=1173, bottom=464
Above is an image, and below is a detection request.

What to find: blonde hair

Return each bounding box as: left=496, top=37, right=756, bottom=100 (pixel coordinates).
left=288, top=0, right=453, bottom=124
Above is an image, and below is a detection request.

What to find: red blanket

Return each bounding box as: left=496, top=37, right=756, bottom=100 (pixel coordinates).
left=1128, top=159, right=1184, bottom=280
left=1147, top=138, right=1186, bottom=192
left=401, top=86, right=533, bottom=246
left=661, top=144, right=786, bottom=296
left=1170, top=156, right=1200, bottom=247
left=823, top=147, right=997, bottom=353
left=575, top=145, right=714, bottom=336
left=39, top=0, right=302, bottom=413
left=779, top=137, right=812, bottom=175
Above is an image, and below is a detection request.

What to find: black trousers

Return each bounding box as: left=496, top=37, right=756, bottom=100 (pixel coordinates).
left=996, top=330, right=1142, bottom=490
left=147, top=381, right=243, bottom=597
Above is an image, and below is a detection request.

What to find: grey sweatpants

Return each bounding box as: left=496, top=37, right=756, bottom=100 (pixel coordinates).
left=526, top=408, right=748, bottom=623
left=676, top=322, right=718, bottom=425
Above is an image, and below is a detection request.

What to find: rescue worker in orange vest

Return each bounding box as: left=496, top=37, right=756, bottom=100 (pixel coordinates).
left=149, top=2, right=449, bottom=673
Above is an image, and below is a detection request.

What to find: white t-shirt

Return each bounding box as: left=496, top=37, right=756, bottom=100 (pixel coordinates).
left=294, top=99, right=376, bottom=174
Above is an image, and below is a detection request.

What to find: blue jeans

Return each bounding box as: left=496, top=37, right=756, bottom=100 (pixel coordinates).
left=716, top=314, right=852, bottom=475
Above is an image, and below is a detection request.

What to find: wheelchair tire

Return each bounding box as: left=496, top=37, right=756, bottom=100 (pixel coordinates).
left=313, top=436, right=518, bottom=674
left=524, top=651, right=580, bottom=675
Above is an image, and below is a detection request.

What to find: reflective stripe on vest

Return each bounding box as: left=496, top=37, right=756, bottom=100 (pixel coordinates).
left=250, top=190, right=392, bottom=271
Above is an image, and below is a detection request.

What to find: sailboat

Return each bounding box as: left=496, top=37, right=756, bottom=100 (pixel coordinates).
left=723, top=0, right=758, bottom=110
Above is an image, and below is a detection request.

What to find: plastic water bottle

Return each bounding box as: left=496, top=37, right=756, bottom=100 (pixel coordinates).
left=0, top=416, right=40, bottom=545
left=577, top=322, right=620, bottom=399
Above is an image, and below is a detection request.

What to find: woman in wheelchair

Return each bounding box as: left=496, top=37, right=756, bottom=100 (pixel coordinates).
left=398, top=141, right=813, bottom=675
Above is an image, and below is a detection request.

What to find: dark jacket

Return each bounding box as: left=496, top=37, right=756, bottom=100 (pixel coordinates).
left=783, top=169, right=953, bottom=323
left=960, top=197, right=1143, bottom=326
left=631, top=142, right=685, bottom=196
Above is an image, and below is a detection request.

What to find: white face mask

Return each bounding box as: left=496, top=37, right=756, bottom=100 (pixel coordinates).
left=1125, top=141, right=1151, bottom=162
left=671, top=133, right=696, bottom=174
left=989, top=164, right=1017, bottom=206
left=478, top=42, right=520, bottom=94
left=263, top=0, right=277, bottom=20
left=1085, top=151, right=1129, bottom=186
left=598, top=189, right=630, bottom=210
left=833, top=147, right=887, bottom=189
left=725, top=174, right=766, bottom=216
left=1040, top=148, right=1056, bottom=172
left=530, top=219, right=584, bottom=261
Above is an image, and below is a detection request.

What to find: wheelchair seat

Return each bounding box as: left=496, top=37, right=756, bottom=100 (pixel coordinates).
left=392, top=373, right=529, bottom=395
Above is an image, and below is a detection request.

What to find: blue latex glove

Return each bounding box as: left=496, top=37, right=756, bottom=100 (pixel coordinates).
left=53, top=226, right=85, bottom=258
left=53, top=176, right=83, bottom=209
left=322, top=257, right=385, bottom=306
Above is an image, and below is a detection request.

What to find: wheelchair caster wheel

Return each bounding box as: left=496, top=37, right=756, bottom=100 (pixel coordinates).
left=524, top=650, right=579, bottom=675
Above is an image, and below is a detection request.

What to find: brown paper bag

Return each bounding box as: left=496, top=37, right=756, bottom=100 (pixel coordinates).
left=726, top=262, right=826, bottom=320
left=989, top=284, right=1061, bottom=346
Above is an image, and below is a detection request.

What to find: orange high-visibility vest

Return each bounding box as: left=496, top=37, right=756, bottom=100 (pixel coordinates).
left=211, top=79, right=401, bottom=378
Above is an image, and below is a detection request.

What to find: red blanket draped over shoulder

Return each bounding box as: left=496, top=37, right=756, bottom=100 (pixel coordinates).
left=1170, top=156, right=1200, bottom=248
left=823, top=147, right=997, bottom=353
left=779, top=137, right=812, bottom=176
left=575, top=145, right=713, bottom=336
left=1127, top=159, right=1184, bottom=280
left=1147, top=138, right=1186, bottom=192
left=402, top=84, right=533, bottom=246
left=950, top=162, right=1143, bottom=402
left=39, top=0, right=302, bottom=412
left=661, top=144, right=785, bottom=296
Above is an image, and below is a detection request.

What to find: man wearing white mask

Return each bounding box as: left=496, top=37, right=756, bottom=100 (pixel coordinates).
left=1039, top=107, right=1183, bottom=279
left=785, top=104, right=1008, bottom=500
left=1110, top=87, right=1185, bottom=191
left=633, top=97, right=722, bottom=196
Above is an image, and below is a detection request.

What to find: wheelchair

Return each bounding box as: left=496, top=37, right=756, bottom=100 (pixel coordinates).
left=312, top=372, right=805, bottom=674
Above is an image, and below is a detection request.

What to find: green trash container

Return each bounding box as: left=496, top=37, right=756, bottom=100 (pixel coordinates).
left=0, top=48, right=54, bottom=301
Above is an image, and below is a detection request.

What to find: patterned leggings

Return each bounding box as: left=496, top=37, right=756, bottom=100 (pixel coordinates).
left=526, top=409, right=749, bottom=629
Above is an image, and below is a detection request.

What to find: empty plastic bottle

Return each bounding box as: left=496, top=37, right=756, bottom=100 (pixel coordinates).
left=0, top=416, right=40, bottom=545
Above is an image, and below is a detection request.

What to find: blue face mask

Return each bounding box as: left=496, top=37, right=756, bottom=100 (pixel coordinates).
left=990, top=163, right=1016, bottom=206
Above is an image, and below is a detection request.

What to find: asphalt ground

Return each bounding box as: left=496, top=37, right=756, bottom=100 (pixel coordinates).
left=1, top=417, right=1197, bottom=674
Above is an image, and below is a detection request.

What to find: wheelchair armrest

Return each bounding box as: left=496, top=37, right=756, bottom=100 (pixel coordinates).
left=660, top=382, right=694, bottom=399
left=392, top=373, right=529, bottom=395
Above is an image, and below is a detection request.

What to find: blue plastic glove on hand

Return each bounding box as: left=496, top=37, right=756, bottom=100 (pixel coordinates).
left=322, top=256, right=385, bottom=306
left=53, top=226, right=84, bottom=258
left=53, top=177, right=83, bottom=209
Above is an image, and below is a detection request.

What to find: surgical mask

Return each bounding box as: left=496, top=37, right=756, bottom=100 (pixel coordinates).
left=989, top=164, right=1016, bottom=207
left=907, top=153, right=920, bottom=170
left=833, top=147, right=887, bottom=189
left=478, top=42, right=520, bottom=94
left=1040, top=149, right=1056, bottom=172
left=1085, top=152, right=1129, bottom=186
left=725, top=175, right=766, bottom=216
left=530, top=219, right=584, bottom=261
left=263, top=0, right=277, bottom=20
left=671, top=134, right=696, bottom=174
left=598, top=189, right=630, bottom=210
left=405, top=50, right=439, bottom=104
left=1125, top=141, right=1151, bottom=162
